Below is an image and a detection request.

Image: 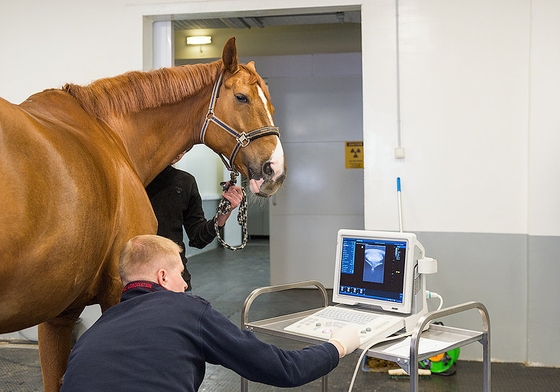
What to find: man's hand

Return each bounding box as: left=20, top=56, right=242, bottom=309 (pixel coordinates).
left=216, top=184, right=243, bottom=227
left=222, top=185, right=243, bottom=210
left=328, top=326, right=361, bottom=358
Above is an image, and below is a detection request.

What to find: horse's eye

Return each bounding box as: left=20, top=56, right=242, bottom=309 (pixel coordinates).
left=235, top=94, right=249, bottom=104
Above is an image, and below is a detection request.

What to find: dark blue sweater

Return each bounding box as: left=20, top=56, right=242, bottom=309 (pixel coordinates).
left=61, top=282, right=339, bottom=391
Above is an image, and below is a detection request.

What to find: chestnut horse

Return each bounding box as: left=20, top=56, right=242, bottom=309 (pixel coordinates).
left=0, top=37, right=284, bottom=391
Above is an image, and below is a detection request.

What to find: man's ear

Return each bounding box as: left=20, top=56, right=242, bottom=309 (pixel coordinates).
left=157, top=268, right=168, bottom=288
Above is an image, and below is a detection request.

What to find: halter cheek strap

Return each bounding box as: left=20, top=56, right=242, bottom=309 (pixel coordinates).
left=200, top=72, right=280, bottom=172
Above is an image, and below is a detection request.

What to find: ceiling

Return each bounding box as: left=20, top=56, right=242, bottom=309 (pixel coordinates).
left=172, top=9, right=362, bottom=61
left=173, top=10, right=361, bottom=31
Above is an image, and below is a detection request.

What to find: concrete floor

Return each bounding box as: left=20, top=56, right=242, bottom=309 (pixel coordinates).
left=1, top=238, right=560, bottom=391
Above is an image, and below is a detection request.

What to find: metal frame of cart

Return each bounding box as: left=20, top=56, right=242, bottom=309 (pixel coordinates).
left=241, top=280, right=490, bottom=392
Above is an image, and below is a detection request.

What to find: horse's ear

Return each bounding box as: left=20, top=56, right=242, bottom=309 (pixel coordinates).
left=222, top=37, right=239, bottom=73
left=246, top=61, right=257, bottom=73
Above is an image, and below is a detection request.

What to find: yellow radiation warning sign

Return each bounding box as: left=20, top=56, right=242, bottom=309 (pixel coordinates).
left=345, top=141, right=363, bottom=169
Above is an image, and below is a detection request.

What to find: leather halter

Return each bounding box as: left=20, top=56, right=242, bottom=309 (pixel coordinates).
left=200, top=72, right=280, bottom=172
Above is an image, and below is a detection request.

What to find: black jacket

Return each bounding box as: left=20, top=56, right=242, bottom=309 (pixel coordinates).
left=146, top=166, right=217, bottom=284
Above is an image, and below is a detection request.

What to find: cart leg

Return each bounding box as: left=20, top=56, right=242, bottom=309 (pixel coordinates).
left=483, top=334, right=491, bottom=392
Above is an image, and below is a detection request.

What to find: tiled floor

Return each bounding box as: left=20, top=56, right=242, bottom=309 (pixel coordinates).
left=1, top=238, right=559, bottom=391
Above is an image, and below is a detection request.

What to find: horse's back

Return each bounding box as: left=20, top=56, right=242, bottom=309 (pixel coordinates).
left=0, top=90, right=156, bottom=332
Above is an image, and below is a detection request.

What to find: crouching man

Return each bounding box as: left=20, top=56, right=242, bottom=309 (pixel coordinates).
left=60, top=234, right=360, bottom=391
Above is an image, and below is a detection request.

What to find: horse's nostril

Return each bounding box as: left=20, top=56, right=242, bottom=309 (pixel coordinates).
left=263, top=162, right=274, bottom=176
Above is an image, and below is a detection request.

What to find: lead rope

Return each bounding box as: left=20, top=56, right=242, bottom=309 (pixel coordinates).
left=214, top=171, right=248, bottom=251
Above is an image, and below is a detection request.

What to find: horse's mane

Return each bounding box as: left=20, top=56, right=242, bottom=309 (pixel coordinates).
left=63, top=61, right=223, bottom=119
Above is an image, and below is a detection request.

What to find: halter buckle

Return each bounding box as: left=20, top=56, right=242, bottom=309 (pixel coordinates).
left=237, top=132, right=250, bottom=147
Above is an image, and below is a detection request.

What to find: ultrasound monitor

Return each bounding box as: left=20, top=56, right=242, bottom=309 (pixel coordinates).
left=332, top=229, right=421, bottom=314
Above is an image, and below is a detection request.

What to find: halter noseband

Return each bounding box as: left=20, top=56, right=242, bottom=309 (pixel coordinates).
left=200, top=72, right=280, bottom=172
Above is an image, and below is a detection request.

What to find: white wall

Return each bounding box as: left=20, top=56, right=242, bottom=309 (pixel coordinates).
left=360, top=0, right=560, bottom=365
left=0, top=1, right=143, bottom=103
left=363, top=0, right=531, bottom=235
left=529, top=0, right=560, bottom=236
left=2, top=0, right=560, bottom=366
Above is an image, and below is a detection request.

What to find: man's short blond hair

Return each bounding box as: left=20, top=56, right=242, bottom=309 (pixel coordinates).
left=119, top=234, right=182, bottom=284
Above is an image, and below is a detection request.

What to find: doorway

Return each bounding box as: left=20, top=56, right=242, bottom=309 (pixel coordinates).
left=162, top=8, right=364, bottom=286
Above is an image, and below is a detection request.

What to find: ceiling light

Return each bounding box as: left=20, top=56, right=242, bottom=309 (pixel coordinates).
left=186, top=36, right=212, bottom=45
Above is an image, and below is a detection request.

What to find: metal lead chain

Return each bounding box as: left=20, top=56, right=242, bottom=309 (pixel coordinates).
left=214, top=172, right=248, bottom=251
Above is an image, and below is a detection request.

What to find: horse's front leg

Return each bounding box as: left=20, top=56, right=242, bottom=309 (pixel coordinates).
left=38, top=308, right=83, bottom=392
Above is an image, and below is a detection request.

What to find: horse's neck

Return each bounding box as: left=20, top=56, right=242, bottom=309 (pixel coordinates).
left=109, top=92, right=210, bottom=186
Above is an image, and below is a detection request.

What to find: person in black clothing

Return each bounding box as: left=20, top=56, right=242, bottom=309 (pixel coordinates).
left=146, top=151, right=243, bottom=288
left=60, top=235, right=360, bottom=392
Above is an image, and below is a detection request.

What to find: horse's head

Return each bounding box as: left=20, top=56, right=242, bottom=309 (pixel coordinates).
left=201, top=37, right=285, bottom=198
